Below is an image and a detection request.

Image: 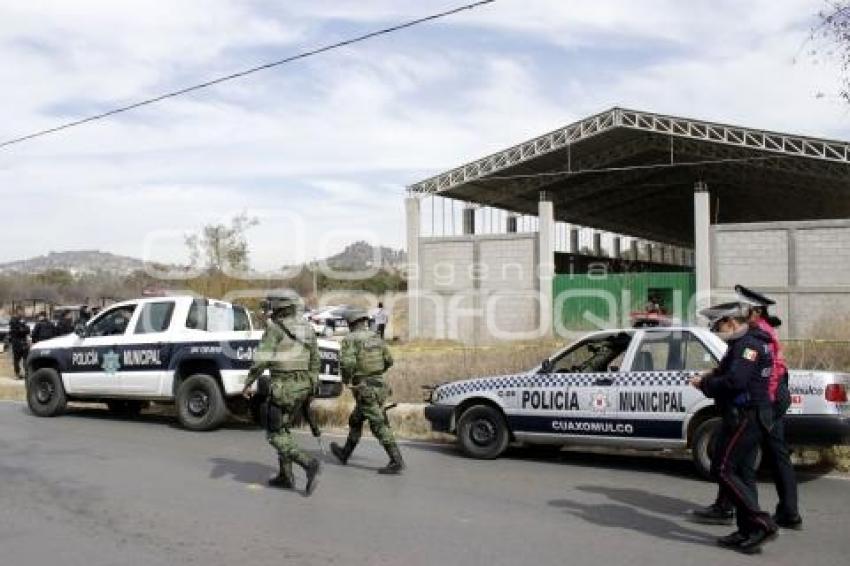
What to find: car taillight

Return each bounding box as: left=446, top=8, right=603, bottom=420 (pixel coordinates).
left=825, top=384, right=848, bottom=403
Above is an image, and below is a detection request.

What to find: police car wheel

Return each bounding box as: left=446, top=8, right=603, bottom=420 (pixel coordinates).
left=457, top=405, right=509, bottom=459
left=176, top=374, right=227, bottom=431
left=691, top=417, right=720, bottom=479
left=26, top=368, right=67, bottom=417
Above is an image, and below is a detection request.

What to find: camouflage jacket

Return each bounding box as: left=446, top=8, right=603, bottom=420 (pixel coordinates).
left=340, top=328, right=393, bottom=385
left=245, top=315, right=319, bottom=390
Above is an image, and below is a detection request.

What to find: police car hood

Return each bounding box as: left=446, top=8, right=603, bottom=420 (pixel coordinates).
left=431, top=372, right=532, bottom=404
left=30, top=334, right=79, bottom=351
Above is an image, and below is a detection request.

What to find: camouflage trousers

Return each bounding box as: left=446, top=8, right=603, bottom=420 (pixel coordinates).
left=346, top=382, right=396, bottom=448
left=266, top=373, right=313, bottom=466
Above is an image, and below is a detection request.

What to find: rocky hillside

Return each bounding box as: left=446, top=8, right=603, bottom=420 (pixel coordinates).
left=321, top=241, right=406, bottom=271
left=0, top=251, right=146, bottom=276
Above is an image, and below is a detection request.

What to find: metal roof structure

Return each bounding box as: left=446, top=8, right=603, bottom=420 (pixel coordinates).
left=408, top=108, right=850, bottom=246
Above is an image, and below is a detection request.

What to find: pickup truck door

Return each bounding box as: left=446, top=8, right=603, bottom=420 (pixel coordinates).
left=622, top=329, right=718, bottom=440
left=65, top=304, right=137, bottom=395
left=117, top=301, right=177, bottom=396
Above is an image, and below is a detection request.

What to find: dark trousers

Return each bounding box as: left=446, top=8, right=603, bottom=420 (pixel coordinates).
left=713, top=383, right=799, bottom=520
left=12, top=344, right=29, bottom=377
left=717, top=409, right=775, bottom=535
left=377, top=324, right=386, bottom=339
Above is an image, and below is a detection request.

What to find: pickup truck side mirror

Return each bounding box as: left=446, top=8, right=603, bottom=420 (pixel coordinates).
left=74, top=324, right=88, bottom=338
left=540, top=358, right=553, bottom=373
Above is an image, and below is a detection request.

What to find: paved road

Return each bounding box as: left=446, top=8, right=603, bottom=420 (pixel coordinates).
left=1, top=402, right=847, bottom=566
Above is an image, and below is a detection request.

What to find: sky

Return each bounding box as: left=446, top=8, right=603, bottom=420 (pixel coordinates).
left=0, top=0, right=846, bottom=271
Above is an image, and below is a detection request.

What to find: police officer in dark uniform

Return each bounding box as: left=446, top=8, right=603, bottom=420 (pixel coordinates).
left=8, top=307, right=31, bottom=379
left=690, top=301, right=778, bottom=554
left=31, top=311, right=56, bottom=344
left=692, top=287, right=802, bottom=530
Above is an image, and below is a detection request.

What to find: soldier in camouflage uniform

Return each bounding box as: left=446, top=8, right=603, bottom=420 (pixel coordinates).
left=242, top=293, right=321, bottom=495
left=330, top=308, right=404, bottom=474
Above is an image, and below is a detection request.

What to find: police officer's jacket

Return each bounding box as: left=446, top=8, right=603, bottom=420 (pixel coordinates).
left=702, top=327, right=773, bottom=408
left=31, top=320, right=56, bottom=343
left=9, top=316, right=30, bottom=345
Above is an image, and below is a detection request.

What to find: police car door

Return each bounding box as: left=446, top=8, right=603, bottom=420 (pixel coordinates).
left=621, top=329, right=718, bottom=444
left=534, top=332, right=635, bottom=441
left=66, top=303, right=137, bottom=395
left=117, top=300, right=177, bottom=395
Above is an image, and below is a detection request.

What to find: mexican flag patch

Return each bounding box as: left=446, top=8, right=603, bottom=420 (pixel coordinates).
left=742, top=348, right=758, bottom=361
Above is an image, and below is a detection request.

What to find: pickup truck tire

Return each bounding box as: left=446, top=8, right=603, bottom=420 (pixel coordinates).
left=691, top=417, right=762, bottom=480
left=27, top=368, right=67, bottom=417
left=106, top=400, right=145, bottom=418
left=176, top=374, right=228, bottom=431
left=457, top=404, right=510, bottom=460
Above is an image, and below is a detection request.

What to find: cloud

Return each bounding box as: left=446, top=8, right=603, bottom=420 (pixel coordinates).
left=0, top=0, right=846, bottom=270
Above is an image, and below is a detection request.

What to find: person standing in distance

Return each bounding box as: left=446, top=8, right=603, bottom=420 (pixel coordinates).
left=330, top=308, right=404, bottom=474
left=9, top=306, right=31, bottom=379
left=690, top=301, right=778, bottom=554
left=242, top=293, right=321, bottom=495
left=373, top=302, right=388, bottom=339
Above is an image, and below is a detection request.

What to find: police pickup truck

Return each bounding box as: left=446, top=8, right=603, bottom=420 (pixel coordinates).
left=424, top=326, right=850, bottom=477
left=25, top=296, right=341, bottom=431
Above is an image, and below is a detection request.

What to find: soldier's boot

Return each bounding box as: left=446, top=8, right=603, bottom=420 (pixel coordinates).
left=268, top=457, right=295, bottom=489
left=330, top=439, right=357, bottom=465
left=377, top=443, right=405, bottom=475
left=293, top=454, right=321, bottom=496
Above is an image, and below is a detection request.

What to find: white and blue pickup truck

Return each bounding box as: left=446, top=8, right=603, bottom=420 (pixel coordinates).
left=424, top=326, right=850, bottom=477
left=25, top=295, right=341, bottom=431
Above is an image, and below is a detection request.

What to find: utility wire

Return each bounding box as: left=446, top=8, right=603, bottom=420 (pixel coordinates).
left=0, top=0, right=496, bottom=150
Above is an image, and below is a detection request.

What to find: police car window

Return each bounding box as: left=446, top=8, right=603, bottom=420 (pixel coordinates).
left=134, top=302, right=175, bottom=334
left=89, top=305, right=137, bottom=337
left=233, top=306, right=250, bottom=331
left=683, top=332, right=718, bottom=371
left=551, top=333, right=632, bottom=373
left=633, top=332, right=687, bottom=372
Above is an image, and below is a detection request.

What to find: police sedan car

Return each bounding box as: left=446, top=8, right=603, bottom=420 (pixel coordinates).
left=424, top=326, right=850, bottom=476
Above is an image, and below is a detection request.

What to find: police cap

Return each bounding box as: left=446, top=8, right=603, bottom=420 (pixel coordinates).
left=699, top=300, right=756, bottom=331
left=734, top=284, right=776, bottom=307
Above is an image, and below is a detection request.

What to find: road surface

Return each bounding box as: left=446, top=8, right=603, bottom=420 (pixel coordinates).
left=1, top=401, right=847, bottom=566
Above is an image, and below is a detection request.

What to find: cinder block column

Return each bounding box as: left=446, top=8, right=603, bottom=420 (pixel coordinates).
left=694, top=182, right=712, bottom=313
left=405, top=196, right=421, bottom=340
left=538, top=193, right=554, bottom=337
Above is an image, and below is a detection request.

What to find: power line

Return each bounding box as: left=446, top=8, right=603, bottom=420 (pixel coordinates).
left=0, top=0, right=496, bottom=150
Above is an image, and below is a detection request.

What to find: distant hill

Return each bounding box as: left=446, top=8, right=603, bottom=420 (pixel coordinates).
left=0, top=250, right=147, bottom=276
left=320, top=241, right=406, bottom=271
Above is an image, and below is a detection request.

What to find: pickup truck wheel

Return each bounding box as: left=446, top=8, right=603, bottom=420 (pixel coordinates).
left=26, top=368, right=67, bottom=417
left=106, top=400, right=145, bottom=418
left=692, top=417, right=763, bottom=479
left=176, top=374, right=227, bottom=431
left=457, top=405, right=509, bottom=459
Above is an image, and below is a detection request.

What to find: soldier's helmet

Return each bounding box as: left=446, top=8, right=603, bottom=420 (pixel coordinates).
left=260, top=291, right=302, bottom=314
left=343, top=307, right=370, bottom=326
left=699, top=300, right=756, bottom=331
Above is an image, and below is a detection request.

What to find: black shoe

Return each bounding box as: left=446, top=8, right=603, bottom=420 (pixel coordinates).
left=691, top=504, right=735, bottom=525
left=717, top=531, right=749, bottom=549
left=267, top=458, right=295, bottom=489
left=773, top=514, right=803, bottom=530
left=736, top=527, right=778, bottom=555
left=304, top=459, right=321, bottom=497
left=267, top=475, right=294, bottom=489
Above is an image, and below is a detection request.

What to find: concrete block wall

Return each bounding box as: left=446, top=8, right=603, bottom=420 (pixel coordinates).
left=712, top=219, right=850, bottom=339
left=416, top=233, right=539, bottom=343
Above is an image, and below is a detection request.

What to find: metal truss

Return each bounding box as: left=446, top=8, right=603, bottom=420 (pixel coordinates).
left=408, top=107, right=850, bottom=194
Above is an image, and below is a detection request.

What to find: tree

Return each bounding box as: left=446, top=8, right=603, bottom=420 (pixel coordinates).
left=814, top=2, right=850, bottom=102
left=185, top=212, right=259, bottom=274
